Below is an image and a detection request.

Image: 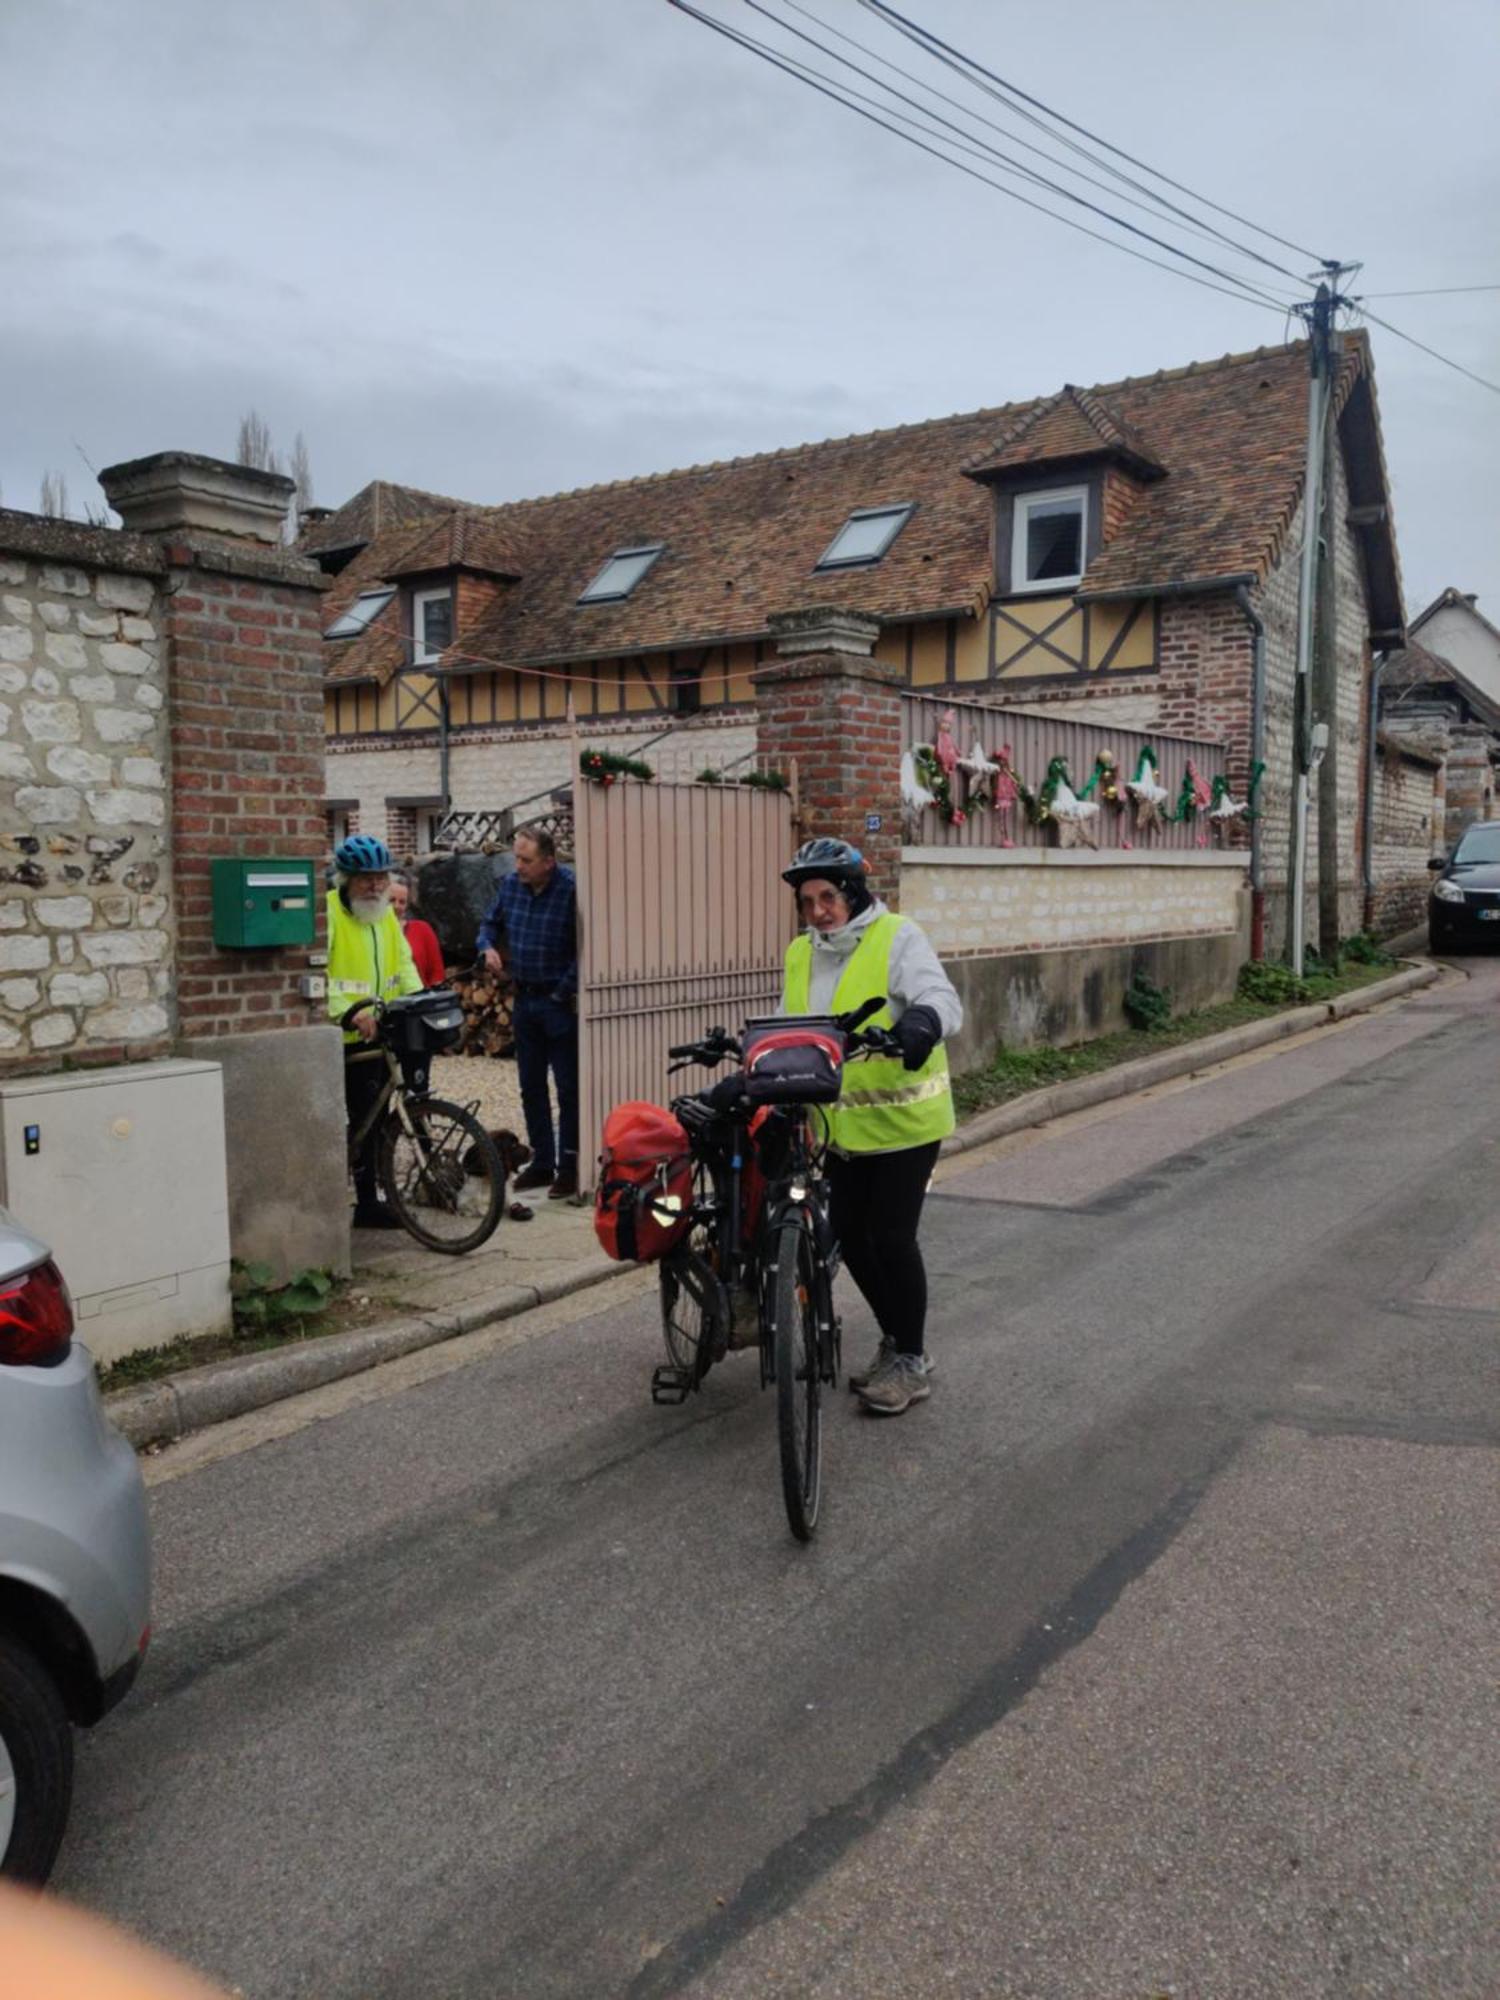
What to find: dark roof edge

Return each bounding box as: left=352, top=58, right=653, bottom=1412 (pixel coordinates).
left=0, top=508, right=165, bottom=578
left=1076, top=573, right=1257, bottom=603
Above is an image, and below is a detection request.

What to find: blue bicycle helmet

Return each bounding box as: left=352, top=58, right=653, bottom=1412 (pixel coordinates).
left=334, top=833, right=393, bottom=875
left=781, top=837, right=865, bottom=890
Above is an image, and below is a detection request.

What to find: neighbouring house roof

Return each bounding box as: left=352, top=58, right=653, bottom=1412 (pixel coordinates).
left=382, top=511, right=526, bottom=582
left=314, top=334, right=1405, bottom=689
left=1410, top=585, right=1500, bottom=654
left=1381, top=638, right=1500, bottom=733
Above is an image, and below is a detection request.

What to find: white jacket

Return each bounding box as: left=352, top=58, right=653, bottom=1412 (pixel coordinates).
left=789, top=900, right=963, bottom=1037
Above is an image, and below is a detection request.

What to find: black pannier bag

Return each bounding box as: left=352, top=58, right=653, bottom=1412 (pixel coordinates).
left=384, top=988, right=465, bottom=1054
left=740, top=1016, right=845, bottom=1106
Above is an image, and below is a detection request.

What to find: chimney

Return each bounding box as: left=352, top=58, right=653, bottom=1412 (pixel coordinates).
left=99, top=450, right=294, bottom=545
left=767, top=605, right=881, bottom=658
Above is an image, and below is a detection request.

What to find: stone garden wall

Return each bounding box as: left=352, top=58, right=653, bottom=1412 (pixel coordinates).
left=0, top=547, right=172, bottom=1064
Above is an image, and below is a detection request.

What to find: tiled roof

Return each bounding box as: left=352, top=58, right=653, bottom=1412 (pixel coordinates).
left=317, top=336, right=1400, bottom=687
left=1382, top=639, right=1500, bottom=731
left=303, top=478, right=466, bottom=554
left=962, top=386, right=1164, bottom=481
left=383, top=511, right=526, bottom=581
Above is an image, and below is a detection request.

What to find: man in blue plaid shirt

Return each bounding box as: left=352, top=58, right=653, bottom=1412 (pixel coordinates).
left=477, top=824, right=579, bottom=1198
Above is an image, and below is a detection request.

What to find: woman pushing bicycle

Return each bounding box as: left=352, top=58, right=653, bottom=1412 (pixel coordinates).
left=779, top=837, right=962, bottom=1416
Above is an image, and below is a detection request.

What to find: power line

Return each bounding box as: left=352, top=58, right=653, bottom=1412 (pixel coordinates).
left=735, top=0, right=1298, bottom=306
left=763, top=0, right=1307, bottom=285
left=666, top=2, right=1296, bottom=318
left=855, top=0, right=1329, bottom=267
left=1359, top=284, right=1500, bottom=299
left=1353, top=305, right=1500, bottom=396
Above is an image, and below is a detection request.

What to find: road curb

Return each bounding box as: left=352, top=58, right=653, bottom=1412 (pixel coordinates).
left=107, top=961, right=1438, bottom=1451
left=939, top=960, right=1438, bottom=1160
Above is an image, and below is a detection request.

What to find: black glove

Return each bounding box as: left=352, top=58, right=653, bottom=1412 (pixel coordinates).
left=703, top=1072, right=748, bottom=1112
left=893, top=1004, right=942, bottom=1072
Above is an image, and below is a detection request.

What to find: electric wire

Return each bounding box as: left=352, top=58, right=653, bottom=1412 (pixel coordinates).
left=855, top=0, right=1329, bottom=267
left=1358, top=285, right=1500, bottom=299
left=1352, top=305, right=1500, bottom=396
left=665, top=2, right=1296, bottom=317
left=759, top=0, right=1305, bottom=283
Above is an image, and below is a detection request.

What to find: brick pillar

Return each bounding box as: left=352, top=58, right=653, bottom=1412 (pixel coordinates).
left=99, top=451, right=349, bottom=1279
left=755, top=608, right=904, bottom=905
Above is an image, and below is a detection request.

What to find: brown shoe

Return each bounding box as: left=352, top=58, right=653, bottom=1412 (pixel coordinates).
left=547, top=1165, right=579, bottom=1200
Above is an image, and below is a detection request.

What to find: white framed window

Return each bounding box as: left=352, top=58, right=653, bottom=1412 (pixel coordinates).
left=411, top=586, right=454, bottom=666
left=578, top=543, right=664, bottom=604
left=323, top=588, right=395, bottom=640
left=816, top=503, right=913, bottom=570
left=418, top=806, right=448, bottom=852
left=1011, top=487, right=1087, bottom=592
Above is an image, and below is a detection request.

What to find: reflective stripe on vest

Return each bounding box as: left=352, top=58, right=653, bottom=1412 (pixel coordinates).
left=782, top=913, right=954, bottom=1153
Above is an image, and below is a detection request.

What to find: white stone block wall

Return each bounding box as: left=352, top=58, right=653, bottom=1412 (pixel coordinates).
left=326, top=717, right=758, bottom=844
left=902, top=851, right=1246, bottom=955
left=0, top=556, right=172, bottom=1057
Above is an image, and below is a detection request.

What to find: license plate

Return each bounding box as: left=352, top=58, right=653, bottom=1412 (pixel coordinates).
left=1478, top=909, right=1500, bottom=922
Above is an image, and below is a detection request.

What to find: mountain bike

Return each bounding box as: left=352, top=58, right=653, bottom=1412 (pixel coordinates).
left=654, top=998, right=898, bottom=1541
left=341, top=992, right=506, bottom=1254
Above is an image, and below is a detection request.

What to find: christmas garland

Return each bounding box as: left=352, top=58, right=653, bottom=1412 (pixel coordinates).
left=580, top=747, right=654, bottom=786
left=912, top=743, right=966, bottom=825
left=741, top=768, right=790, bottom=792
left=1077, top=749, right=1123, bottom=806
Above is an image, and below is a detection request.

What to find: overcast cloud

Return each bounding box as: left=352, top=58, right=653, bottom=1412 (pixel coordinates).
left=2, top=0, right=1496, bottom=618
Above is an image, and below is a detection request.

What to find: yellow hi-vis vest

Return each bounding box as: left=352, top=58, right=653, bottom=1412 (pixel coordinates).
left=326, top=889, right=421, bottom=1044
left=782, top=912, right=954, bottom=1154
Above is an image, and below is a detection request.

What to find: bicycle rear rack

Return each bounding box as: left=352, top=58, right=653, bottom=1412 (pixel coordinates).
left=651, top=1364, right=696, bottom=1406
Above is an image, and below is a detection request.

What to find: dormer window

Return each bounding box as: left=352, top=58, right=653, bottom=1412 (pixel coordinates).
left=324, top=587, right=395, bottom=639
left=579, top=543, right=664, bottom=604
left=816, top=503, right=913, bottom=570
left=411, top=585, right=453, bottom=666
left=1012, top=487, right=1086, bottom=592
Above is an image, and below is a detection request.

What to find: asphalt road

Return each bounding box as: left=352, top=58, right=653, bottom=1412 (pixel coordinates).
left=58, top=960, right=1499, bottom=1999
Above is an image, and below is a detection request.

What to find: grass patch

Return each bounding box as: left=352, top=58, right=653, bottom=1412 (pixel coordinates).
left=96, top=1282, right=396, bottom=1396
left=952, top=956, right=1397, bottom=1122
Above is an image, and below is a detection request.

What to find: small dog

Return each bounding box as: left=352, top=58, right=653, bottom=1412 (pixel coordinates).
left=463, top=1126, right=532, bottom=1181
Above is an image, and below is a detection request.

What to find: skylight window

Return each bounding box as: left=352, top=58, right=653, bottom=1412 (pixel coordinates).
left=323, top=588, right=395, bottom=640
left=578, top=544, right=664, bottom=605
left=815, top=504, right=913, bottom=571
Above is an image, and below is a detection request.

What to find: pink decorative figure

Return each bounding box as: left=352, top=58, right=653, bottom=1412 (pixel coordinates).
left=1186, top=759, right=1212, bottom=812
left=935, top=708, right=960, bottom=780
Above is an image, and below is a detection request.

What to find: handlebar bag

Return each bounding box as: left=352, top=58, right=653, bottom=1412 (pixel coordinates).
left=740, top=1017, right=845, bottom=1106
left=383, top=988, right=465, bottom=1055
left=594, top=1102, right=694, bottom=1262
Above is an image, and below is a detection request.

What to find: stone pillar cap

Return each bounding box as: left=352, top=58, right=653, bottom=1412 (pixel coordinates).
left=768, top=606, right=881, bottom=657
left=99, top=451, right=294, bottom=545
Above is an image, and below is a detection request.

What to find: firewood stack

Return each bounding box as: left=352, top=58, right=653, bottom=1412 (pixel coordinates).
left=447, top=963, right=516, bottom=1058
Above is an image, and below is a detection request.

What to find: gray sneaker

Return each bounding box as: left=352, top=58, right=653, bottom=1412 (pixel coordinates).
left=857, top=1353, right=932, bottom=1416
left=847, top=1336, right=895, bottom=1392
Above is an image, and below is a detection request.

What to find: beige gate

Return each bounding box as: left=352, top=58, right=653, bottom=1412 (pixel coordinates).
left=575, top=777, right=796, bottom=1184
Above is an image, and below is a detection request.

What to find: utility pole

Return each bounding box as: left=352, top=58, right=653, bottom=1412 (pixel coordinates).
left=1313, top=337, right=1342, bottom=962
left=1287, top=267, right=1354, bottom=974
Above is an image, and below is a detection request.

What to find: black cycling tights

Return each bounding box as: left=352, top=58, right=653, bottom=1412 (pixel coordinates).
left=825, top=1140, right=942, bottom=1359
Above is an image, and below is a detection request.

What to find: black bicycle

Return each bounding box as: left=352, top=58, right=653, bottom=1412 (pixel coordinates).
left=341, top=991, right=506, bottom=1254
left=655, top=998, right=898, bottom=1541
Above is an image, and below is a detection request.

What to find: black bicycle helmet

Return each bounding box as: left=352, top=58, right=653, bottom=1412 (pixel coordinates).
left=782, top=837, right=872, bottom=917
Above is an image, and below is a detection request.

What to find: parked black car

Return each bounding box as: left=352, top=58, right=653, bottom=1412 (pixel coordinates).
left=1428, top=819, right=1500, bottom=951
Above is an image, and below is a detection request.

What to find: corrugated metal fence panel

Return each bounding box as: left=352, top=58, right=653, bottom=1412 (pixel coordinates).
left=903, top=692, right=1229, bottom=854
left=577, top=779, right=795, bottom=1184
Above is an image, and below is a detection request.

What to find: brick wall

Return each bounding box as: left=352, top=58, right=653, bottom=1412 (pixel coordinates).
left=163, top=540, right=329, bottom=1035
left=1368, top=742, right=1442, bottom=935
left=754, top=649, right=903, bottom=901
left=0, top=542, right=173, bottom=1066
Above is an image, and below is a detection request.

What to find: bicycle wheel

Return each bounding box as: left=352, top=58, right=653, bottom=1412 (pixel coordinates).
left=772, top=1218, right=822, bottom=1542
left=659, top=1226, right=725, bottom=1385
left=377, top=1097, right=504, bottom=1254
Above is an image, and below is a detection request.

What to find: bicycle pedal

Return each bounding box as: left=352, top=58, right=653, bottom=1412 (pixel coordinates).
left=651, top=1365, right=694, bottom=1406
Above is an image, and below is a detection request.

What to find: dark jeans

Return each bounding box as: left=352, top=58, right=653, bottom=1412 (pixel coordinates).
left=826, top=1140, right=942, bottom=1358
left=344, top=1045, right=388, bottom=1204
left=513, top=992, right=579, bottom=1176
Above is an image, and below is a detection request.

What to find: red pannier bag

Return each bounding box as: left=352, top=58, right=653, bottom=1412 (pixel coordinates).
left=593, top=1102, right=695, bottom=1263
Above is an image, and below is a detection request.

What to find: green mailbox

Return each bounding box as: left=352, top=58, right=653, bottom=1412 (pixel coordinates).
left=211, top=858, right=318, bottom=948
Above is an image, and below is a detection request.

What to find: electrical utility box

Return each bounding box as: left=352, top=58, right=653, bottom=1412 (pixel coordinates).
left=211, top=857, right=317, bottom=948
left=0, top=1060, right=231, bottom=1364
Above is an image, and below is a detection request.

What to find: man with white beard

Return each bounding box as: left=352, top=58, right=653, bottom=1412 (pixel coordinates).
left=326, top=834, right=422, bottom=1228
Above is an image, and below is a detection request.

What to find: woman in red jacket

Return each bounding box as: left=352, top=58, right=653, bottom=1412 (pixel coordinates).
left=390, top=872, right=446, bottom=987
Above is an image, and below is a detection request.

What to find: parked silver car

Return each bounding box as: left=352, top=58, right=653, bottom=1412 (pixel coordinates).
left=0, top=1207, right=151, bottom=1882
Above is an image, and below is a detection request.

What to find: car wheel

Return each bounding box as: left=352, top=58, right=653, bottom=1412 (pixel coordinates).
left=0, top=1633, right=74, bottom=1884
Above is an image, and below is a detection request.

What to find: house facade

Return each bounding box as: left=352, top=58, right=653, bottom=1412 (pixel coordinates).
left=315, top=336, right=1403, bottom=944
left=1378, top=589, right=1500, bottom=844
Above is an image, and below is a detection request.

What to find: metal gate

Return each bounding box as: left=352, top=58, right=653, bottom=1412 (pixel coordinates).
left=575, top=777, right=796, bottom=1184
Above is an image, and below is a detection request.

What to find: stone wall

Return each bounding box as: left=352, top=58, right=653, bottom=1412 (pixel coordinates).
left=902, top=849, right=1246, bottom=957
left=0, top=547, right=172, bottom=1063
left=1368, top=740, right=1442, bottom=936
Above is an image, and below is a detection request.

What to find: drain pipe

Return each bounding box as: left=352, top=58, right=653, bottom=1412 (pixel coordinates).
left=1361, top=651, right=1393, bottom=928
left=1233, top=584, right=1267, bottom=959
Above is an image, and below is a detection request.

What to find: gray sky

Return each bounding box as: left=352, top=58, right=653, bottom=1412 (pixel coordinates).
left=2, top=0, right=1497, bottom=620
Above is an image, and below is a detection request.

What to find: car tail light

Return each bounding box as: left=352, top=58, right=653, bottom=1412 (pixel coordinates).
left=0, top=1258, right=75, bottom=1365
